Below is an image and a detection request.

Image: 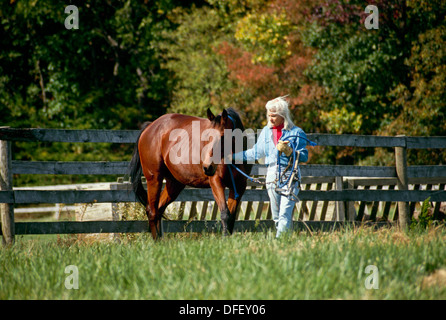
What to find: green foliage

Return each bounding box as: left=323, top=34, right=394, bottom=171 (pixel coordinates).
left=389, top=13, right=446, bottom=137
left=235, top=11, right=293, bottom=65
left=0, top=0, right=196, bottom=185
left=160, top=6, right=234, bottom=116
left=411, top=197, right=434, bottom=231
left=302, top=7, right=403, bottom=135
left=320, top=107, right=363, bottom=134
left=211, top=0, right=323, bottom=132
left=1, top=0, right=173, bottom=130
left=1, top=0, right=445, bottom=186
left=298, top=0, right=446, bottom=164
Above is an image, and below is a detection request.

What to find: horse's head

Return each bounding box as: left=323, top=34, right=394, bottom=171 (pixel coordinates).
left=202, top=108, right=235, bottom=176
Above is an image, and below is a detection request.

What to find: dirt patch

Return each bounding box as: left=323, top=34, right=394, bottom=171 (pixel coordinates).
left=422, top=269, right=446, bottom=289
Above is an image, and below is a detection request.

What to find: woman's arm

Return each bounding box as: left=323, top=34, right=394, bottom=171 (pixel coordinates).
left=233, top=127, right=267, bottom=163
left=296, top=130, right=309, bottom=163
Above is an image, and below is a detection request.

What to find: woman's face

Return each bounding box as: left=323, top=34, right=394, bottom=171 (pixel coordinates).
left=268, top=112, right=284, bottom=127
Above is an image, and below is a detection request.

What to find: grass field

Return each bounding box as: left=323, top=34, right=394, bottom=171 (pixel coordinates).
left=1, top=226, right=445, bottom=300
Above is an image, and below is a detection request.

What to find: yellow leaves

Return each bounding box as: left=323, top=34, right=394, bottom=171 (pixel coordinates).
left=234, top=10, right=293, bottom=65
left=320, top=107, right=363, bottom=134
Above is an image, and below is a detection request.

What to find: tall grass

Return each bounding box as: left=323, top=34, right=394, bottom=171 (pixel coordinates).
left=1, top=226, right=445, bottom=300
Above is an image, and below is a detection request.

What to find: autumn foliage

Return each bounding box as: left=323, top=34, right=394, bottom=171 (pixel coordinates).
left=1, top=0, right=445, bottom=176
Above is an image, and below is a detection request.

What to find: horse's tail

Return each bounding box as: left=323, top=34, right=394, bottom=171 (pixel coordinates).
left=128, top=122, right=151, bottom=207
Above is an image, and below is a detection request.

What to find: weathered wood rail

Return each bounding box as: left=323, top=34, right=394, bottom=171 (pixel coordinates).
left=1, top=127, right=445, bottom=244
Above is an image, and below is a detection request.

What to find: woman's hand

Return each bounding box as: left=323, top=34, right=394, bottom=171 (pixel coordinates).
left=277, top=140, right=292, bottom=157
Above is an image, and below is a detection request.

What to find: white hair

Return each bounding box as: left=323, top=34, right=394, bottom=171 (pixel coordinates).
left=265, top=95, right=295, bottom=130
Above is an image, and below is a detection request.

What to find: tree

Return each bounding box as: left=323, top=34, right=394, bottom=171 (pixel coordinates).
left=214, top=0, right=323, bottom=132
left=159, top=5, right=234, bottom=117
left=301, top=0, right=445, bottom=164
left=0, top=0, right=198, bottom=185
left=385, top=19, right=446, bottom=165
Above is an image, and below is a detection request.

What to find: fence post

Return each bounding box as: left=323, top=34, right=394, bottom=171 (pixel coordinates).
left=395, top=135, right=410, bottom=231
left=346, top=179, right=357, bottom=221
left=1, top=135, right=15, bottom=245
left=335, top=176, right=345, bottom=221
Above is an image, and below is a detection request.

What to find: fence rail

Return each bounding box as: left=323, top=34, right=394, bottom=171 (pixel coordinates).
left=1, top=127, right=446, bottom=148
left=1, top=127, right=445, bottom=244
left=1, top=188, right=444, bottom=204
left=10, top=220, right=393, bottom=235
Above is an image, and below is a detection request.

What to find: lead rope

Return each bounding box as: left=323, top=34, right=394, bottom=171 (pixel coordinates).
left=229, top=135, right=317, bottom=200
left=276, top=135, right=316, bottom=200
left=226, top=117, right=317, bottom=199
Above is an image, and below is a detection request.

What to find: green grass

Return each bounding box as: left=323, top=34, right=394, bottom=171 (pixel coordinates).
left=1, top=227, right=445, bottom=300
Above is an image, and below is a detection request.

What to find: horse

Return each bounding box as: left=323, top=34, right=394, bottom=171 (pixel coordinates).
left=128, top=108, right=252, bottom=239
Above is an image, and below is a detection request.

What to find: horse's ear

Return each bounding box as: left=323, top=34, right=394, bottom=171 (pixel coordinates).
left=207, top=108, right=215, bottom=121
left=220, top=109, right=228, bottom=124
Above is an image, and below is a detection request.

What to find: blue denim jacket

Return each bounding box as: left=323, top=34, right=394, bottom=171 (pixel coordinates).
left=233, top=125, right=308, bottom=182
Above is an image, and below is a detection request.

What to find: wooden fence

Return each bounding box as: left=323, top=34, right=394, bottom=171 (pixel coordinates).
left=1, top=127, right=446, bottom=244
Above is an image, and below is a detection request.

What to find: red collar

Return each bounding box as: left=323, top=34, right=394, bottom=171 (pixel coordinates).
left=272, top=123, right=284, bottom=145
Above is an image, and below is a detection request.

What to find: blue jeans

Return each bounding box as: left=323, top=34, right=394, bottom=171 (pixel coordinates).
left=266, top=165, right=299, bottom=238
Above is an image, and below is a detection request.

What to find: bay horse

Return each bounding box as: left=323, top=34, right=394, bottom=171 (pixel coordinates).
left=128, top=108, right=252, bottom=239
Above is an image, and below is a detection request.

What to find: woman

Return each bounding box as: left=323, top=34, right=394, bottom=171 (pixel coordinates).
left=233, top=96, right=308, bottom=238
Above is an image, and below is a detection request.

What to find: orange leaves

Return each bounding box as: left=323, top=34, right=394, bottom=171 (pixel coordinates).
left=217, top=41, right=277, bottom=90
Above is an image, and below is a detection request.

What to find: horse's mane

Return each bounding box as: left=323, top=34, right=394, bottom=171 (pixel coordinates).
left=212, top=108, right=245, bottom=131
left=227, top=108, right=245, bottom=131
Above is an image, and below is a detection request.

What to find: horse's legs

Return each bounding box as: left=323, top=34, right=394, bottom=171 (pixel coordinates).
left=145, top=172, right=164, bottom=240
left=226, top=189, right=243, bottom=234
left=210, top=178, right=231, bottom=235
left=227, top=176, right=247, bottom=234
left=157, top=177, right=185, bottom=216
